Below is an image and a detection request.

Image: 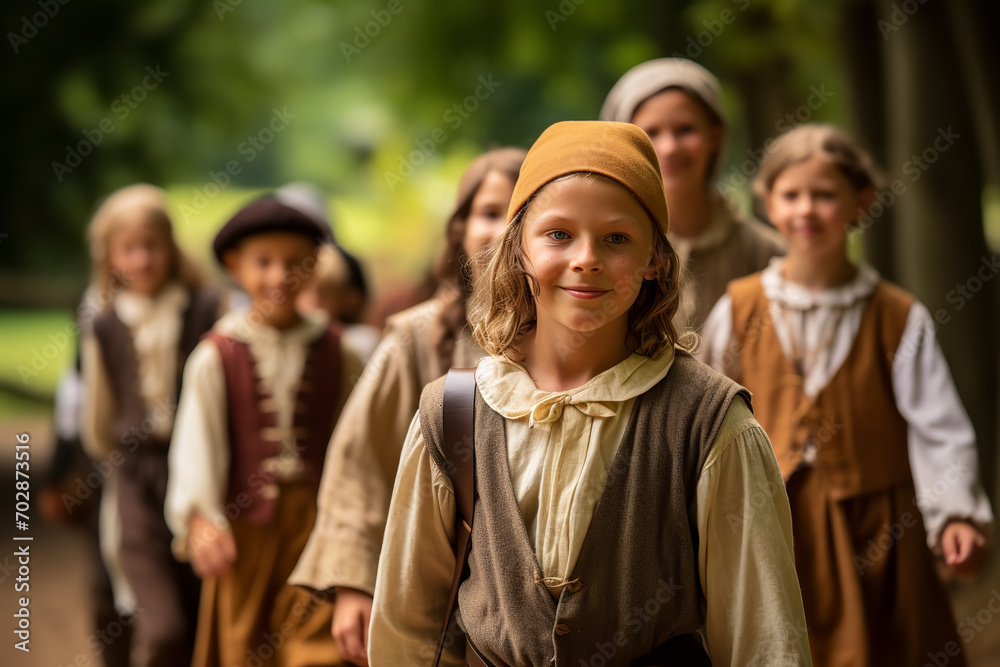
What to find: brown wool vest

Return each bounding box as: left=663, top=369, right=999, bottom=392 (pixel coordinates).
left=728, top=274, right=915, bottom=499
left=93, top=287, right=222, bottom=450
left=420, top=352, right=749, bottom=666
left=206, top=324, right=341, bottom=524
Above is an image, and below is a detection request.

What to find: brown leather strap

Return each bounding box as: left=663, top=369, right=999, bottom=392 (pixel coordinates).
left=465, top=636, right=491, bottom=667
left=433, top=368, right=477, bottom=666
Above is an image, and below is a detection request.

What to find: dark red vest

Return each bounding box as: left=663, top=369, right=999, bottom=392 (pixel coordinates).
left=206, top=324, right=342, bottom=523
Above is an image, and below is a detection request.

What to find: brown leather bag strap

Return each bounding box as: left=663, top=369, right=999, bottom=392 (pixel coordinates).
left=433, top=368, right=478, bottom=667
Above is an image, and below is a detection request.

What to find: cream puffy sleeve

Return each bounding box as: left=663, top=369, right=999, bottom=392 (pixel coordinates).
left=164, top=338, right=231, bottom=559
left=367, top=416, right=462, bottom=667
left=80, top=334, right=118, bottom=461
left=289, top=319, right=430, bottom=595
left=697, top=399, right=812, bottom=666
left=892, top=303, right=993, bottom=549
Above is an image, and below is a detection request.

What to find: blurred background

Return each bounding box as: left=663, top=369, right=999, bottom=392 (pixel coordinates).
left=0, top=0, right=998, bottom=664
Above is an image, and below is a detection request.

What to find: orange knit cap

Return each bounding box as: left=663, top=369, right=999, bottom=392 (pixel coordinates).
left=506, top=120, right=669, bottom=235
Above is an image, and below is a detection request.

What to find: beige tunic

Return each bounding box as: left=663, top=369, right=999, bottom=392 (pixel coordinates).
left=289, top=293, right=485, bottom=595
left=369, top=351, right=811, bottom=666
left=673, top=194, right=786, bottom=332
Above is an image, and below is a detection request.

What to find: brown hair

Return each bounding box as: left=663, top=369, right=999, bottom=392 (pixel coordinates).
left=86, top=184, right=203, bottom=311
left=430, top=148, right=526, bottom=368
left=754, top=124, right=884, bottom=200
left=468, top=173, right=691, bottom=361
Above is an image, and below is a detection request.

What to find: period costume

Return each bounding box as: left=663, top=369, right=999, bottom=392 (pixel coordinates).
left=699, top=257, right=994, bottom=666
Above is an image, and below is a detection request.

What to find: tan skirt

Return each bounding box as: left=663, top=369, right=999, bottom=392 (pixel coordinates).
left=787, top=466, right=965, bottom=667
left=192, top=483, right=342, bottom=667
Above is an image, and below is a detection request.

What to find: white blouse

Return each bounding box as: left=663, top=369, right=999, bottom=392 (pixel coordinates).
left=698, top=257, right=994, bottom=547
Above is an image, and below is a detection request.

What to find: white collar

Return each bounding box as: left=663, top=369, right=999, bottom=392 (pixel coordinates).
left=213, top=308, right=330, bottom=347
left=113, top=282, right=189, bottom=328
left=761, top=257, right=880, bottom=310
left=476, top=349, right=674, bottom=426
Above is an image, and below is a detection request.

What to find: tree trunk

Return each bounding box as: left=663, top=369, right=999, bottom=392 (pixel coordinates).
left=879, top=0, right=998, bottom=497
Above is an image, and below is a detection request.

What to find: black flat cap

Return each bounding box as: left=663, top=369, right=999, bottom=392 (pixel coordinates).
left=212, top=196, right=334, bottom=263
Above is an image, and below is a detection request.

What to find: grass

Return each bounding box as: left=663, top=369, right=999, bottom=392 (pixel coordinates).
left=0, top=309, right=77, bottom=418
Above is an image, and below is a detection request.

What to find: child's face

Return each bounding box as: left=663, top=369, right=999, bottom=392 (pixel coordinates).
left=224, top=233, right=317, bottom=326
left=521, top=176, right=658, bottom=335
left=462, top=169, right=516, bottom=260
left=631, top=89, right=721, bottom=195
left=108, top=219, right=174, bottom=297
left=766, top=156, right=868, bottom=259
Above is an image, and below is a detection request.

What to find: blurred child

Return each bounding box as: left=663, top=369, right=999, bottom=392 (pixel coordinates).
left=289, top=147, right=525, bottom=666
left=298, top=244, right=381, bottom=364
left=602, top=58, right=785, bottom=330
left=81, top=184, right=223, bottom=667
left=699, top=124, right=993, bottom=666
left=369, top=122, right=810, bottom=665
left=165, top=196, right=363, bottom=667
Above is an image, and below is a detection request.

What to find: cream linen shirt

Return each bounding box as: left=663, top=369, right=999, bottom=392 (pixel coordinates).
left=288, top=295, right=485, bottom=595
left=81, top=282, right=190, bottom=459
left=699, top=257, right=994, bottom=548
left=164, top=310, right=362, bottom=559
left=369, top=350, right=811, bottom=667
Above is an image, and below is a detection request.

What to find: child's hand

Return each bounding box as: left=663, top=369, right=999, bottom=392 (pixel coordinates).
left=941, top=520, right=987, bottom=576
left=332, top=588, right=373, bottom=667
left=188, top=512, right=237, bottom=579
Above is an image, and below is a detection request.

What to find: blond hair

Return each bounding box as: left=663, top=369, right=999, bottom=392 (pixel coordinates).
left=86, top=184, right=202, bottom=310
left=468, top=173, right=692, bottom=360
left=311, top=244, right=350, bottom=289
left=754, top=124, right=884, bottom=199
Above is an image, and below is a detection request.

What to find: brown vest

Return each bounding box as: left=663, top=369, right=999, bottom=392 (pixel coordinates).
left=728, top=274, right=914, bottom=499
left=93, top=287, right=222, bottom=450
left=206, top=324, right=341, bottom=524
left=420, top=352, right=749, bottom=666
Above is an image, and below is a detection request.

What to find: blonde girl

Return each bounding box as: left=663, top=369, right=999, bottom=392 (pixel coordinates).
left=81, top=184, right=223, bottom=667
left=601, top=58, right=785, bottom=331
left=699, top=124, right=992, bottom=666
left=289, top=147, right=526, bottom=666
left=369, top=122, right=810, bottom=666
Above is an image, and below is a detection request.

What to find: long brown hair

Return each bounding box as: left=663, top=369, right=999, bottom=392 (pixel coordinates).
left=431, top=148, right=526, bottom=368
left=85, top=184, right=203, bottom=313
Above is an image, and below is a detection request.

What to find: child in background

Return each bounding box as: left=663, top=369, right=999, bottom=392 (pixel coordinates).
left=369, top=122, right=810, bottom=666
left=289, top=147, right=525, bottom=666
left=165, top=197, right=363, bottom=667
left=297, top=244, right=380, bottom=364
left=601, top=58, right=785, bottom=330
left=81, top=184, right=223, bottom=667
left=699, top=124, right=992, bottom=666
